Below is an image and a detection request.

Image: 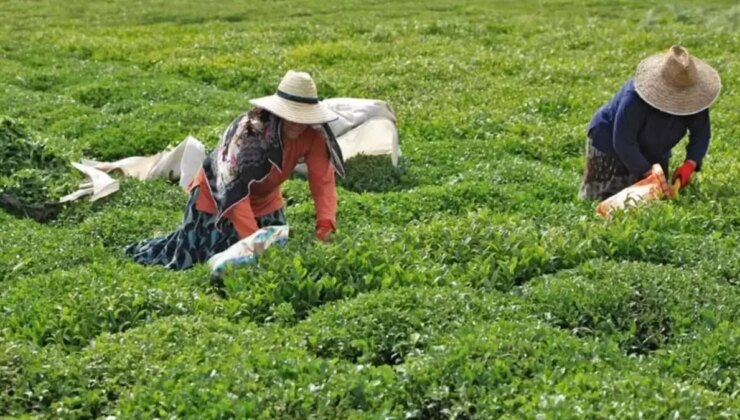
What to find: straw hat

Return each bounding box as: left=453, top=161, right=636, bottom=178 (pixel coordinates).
left=249, top=70, right=338, bottom=124
left=634, top=45, right=721, bottom=116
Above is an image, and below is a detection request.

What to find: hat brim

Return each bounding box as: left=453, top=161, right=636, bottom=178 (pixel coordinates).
left=634, top=54, right=721, bottom=116
left=249, top=95, right=339, bottom=125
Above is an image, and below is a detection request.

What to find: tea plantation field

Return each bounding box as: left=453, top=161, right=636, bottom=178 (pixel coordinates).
left=1, top=0, right=739, bottom=417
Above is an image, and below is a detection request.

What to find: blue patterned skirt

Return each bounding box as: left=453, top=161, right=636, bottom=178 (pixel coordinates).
left=125, top=187, right=286, bottom=270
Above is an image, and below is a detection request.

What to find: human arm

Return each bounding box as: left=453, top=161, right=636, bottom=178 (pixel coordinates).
left=612, top=94, right=652, bottom=177
left=305, top=132, right=338, bottom=240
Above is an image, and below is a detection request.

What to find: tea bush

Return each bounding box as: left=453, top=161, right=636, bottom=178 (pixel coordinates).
left=0, top=261, right=225, bottom=347
left=514, top=369, right=740, bottom=418
left=1, top=316, right=267, bottom=417
left=9, top=315, right=399, bottom=418
left=0, top=117, right=78, bottom=203
left=523, top=260, right=740, bottom=354
left=0, top=214, right=110, bottom=280
left=294, top=286, right=524, bottom=366
left=1, top=0, right=739, bottom=416
left=393, top=320, right=626, bottom=418
left=656, top=321, right=740, bottom=397
left=336, top=154, right=415, bottom=193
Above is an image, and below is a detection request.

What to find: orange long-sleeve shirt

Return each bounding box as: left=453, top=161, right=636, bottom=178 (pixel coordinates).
left=188, top=127, right=337, bottom=238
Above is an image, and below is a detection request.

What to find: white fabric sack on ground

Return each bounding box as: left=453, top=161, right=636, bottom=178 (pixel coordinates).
left=207, top=225, right=290, bottom=275
left=295, top=98, right=401, bottom=176
left=61, top=97, right=398, bottom=201
left=334, top=118, right=399, bottom=164
left=80, top=135, right=206, bottom=189
left=326, top=98, right=397, bottom=137
left=59, top=162, right=120, bottom=202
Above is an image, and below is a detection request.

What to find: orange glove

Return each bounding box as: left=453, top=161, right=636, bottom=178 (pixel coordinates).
left=315, top=219, right=335, bottom=242
left=672, top=160, right=697, bottom=189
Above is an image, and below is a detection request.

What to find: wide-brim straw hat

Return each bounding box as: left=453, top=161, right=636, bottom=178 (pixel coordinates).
left=249, top=70, right=338, bottom=125
left=634, top=45, right=721, bottom=116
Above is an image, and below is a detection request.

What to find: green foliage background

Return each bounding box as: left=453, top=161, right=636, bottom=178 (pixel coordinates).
left=1, top=0, right=739, bottom=417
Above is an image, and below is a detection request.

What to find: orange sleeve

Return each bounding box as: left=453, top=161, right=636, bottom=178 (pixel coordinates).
left=305, top=131, right=338, bottom=228
left=228, top=198, right=259, bottom=239
left=188, top=168, right=218, bottom=215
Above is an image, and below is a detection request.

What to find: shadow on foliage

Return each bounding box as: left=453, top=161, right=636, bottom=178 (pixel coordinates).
left=294, top=154, right=417, bottom=193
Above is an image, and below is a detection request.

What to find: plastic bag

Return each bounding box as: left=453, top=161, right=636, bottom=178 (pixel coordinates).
left=596, top=164, right=679, bottom=218
left=207, top=225, right=289, bottom=275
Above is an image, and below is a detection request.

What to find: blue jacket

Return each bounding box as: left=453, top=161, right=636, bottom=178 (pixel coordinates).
left=588, top=79, right=711, bottom=176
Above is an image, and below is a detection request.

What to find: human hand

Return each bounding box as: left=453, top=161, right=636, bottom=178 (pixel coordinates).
left=672, top=160, right=697, bottom=189
left=643, top=166, right=674, bottom=199
left=315, top=219, right=335, bottom=242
